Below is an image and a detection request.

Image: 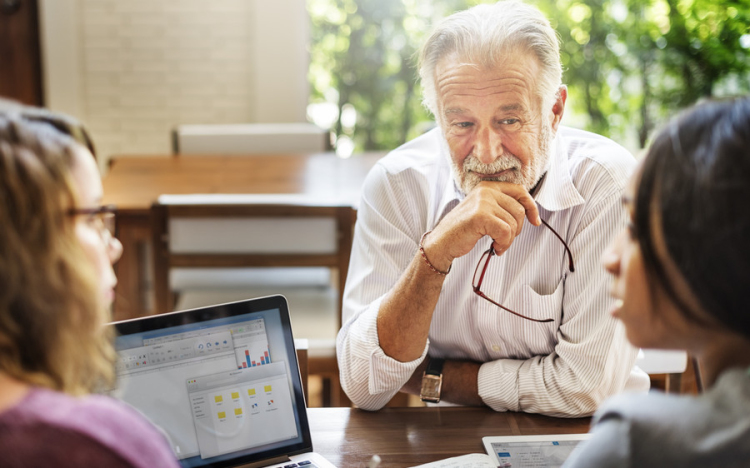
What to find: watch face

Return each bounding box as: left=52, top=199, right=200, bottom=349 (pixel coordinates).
left=420, top=374, right=442, bottom=402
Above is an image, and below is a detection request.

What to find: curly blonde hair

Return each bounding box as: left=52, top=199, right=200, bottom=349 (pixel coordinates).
left=0, top=111, right=116, bottom=395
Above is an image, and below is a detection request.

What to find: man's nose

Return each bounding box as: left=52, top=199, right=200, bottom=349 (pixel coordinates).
left=474, top=127, right=502, bottom=165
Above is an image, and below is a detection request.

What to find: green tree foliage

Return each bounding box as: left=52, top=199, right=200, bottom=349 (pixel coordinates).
left=542, top=0, right=750, bottom=147
left=308, top=0, right=750, bottom=153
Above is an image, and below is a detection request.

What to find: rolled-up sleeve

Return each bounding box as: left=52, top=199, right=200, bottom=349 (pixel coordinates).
left=336, top=163, right=430, bottom=410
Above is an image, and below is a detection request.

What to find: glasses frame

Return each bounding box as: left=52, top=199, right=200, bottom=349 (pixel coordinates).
left=68, top=204, right=117, bottom=238
left=472, top=219, right=574, bottom=323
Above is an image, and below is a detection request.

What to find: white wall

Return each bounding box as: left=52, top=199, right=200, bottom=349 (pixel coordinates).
left=39, top=0, right=309, bottom=168
left=252, top=2, right=309, bottom=123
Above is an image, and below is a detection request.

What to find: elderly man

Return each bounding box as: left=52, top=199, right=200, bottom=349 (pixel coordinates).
left=336, top=0, right=649, bottom=416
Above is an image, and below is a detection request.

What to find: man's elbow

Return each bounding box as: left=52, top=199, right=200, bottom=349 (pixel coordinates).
left=350, top=396, right=387, bottom=412
left=549, top=380, right=619, bottom=418
left=338, top=368, right=389, bottom=411
left=340, top=381, right=388, bottom=411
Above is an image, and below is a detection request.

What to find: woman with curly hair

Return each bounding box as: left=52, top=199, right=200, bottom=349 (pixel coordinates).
left=0, top=107, right=179, bottom=467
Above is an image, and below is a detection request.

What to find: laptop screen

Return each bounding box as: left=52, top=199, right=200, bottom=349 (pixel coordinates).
left=110, top=296, right=312, bottom=467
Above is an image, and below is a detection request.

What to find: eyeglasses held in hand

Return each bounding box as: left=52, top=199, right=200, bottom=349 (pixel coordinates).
left=472, top=219, right=574, bottom=323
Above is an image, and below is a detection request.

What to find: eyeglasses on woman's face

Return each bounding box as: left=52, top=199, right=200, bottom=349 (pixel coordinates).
left=68, top=205, right=117, bottom=240
left=471, top=218, right=574, bottom=323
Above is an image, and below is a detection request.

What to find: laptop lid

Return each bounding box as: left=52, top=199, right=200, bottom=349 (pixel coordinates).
left=110, top=295, right=312, bottom=467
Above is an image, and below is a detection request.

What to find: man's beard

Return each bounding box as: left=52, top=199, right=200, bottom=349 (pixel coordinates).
left=450, top=123, right=552, bottom=195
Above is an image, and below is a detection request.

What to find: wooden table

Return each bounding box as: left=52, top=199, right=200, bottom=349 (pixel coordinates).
left=102, top=153, right=381, bottom=321
left=308, top=407, right=591, bottom=467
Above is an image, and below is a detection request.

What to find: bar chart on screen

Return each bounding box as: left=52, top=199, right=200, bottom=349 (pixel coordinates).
left=238, top=347, right=272, bottom=368
left=231, top=318, right=272, bottom=369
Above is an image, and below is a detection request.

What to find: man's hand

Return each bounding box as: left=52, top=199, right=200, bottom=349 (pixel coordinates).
left=376, top=182, right=540, bottom=363
left=422, top=181, right=541, bottom=270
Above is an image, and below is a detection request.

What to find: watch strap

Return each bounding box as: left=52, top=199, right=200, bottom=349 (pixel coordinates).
left=425, top=357, right=445, bottom=377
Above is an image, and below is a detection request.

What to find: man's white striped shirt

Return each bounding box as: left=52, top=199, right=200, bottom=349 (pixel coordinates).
left=337, top=127, right=649, bottom=416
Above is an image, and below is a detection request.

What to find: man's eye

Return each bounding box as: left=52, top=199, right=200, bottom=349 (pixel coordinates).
left=500, top=119, right=520, bottom=125
left=454, top=122, right=473, bottom=128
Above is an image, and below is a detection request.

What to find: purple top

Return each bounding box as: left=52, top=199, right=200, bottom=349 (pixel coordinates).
left=0, top=387, right=180, bottom=468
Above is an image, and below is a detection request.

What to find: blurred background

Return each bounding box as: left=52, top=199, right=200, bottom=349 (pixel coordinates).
left=307, top=0, right=750, bottom=156
left=2, top=0, right=749, bottom=165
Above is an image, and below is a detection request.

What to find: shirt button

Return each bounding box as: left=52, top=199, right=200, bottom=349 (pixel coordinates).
left=492, top=345, right=501, bottom=352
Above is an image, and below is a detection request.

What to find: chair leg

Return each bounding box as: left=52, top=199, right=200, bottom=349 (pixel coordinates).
left=385, top=392, right=412, bottom=407
left=321, top=377, right=332, bottom=407
left=691, top=356, right=704, bottom=393
left=665, top=373, right=682, bottom=393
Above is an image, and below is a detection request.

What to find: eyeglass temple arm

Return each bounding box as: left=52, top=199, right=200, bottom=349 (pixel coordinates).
left=539, top=219, right=575, bottom=273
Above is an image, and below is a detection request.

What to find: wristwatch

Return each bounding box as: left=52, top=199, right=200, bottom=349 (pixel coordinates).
left=420, top=358, right=445, bottom=403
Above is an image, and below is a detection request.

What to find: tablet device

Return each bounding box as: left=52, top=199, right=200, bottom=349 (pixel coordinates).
left=483, top=433, right=590, bottom=468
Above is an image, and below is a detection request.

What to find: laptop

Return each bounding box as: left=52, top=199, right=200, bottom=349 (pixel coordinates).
left=110, top=295, right=337, bottom=468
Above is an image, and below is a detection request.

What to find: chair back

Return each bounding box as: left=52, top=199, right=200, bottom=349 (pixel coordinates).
left=151, top=194, right=355, bottom=328
left=172, top=123, right=331, bottom=155
left=637, top=349, right=698, bottom=393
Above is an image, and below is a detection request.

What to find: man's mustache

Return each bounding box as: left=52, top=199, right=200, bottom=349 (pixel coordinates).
left=463, top=154, right=522, bottom=173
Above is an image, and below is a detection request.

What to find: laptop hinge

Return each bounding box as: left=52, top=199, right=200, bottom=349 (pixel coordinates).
left=236, top=455, right=292, bottom=468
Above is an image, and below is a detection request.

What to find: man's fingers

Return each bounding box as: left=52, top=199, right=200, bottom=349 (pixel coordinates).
left=501, top=184, right=541, bottom=227
left=514, top=191, right=541, bottom=226
left=492, top=191, right=526, bottom=237
left=480, top=181, right=541, bottom=227
left=485, top=216, right=514, bottom=252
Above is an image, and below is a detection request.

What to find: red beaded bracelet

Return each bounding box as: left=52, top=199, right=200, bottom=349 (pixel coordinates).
left=419, top=230, right=451, bottom=276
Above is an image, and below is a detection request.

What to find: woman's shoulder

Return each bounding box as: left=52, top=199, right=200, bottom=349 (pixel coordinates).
left=597, top=368, right=750, bottom=424
left=0, top=387, right=178, bottom=468
left=582, top=370, right=750, bottom=466
left=6, top=387, right=155, bottom=434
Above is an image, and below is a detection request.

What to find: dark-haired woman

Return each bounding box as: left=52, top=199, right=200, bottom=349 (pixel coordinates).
left=564, top=97, right=750, bottom=467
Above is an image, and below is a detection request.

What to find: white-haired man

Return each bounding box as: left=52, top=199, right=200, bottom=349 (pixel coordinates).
left=336, top=0, right=649, bottom=416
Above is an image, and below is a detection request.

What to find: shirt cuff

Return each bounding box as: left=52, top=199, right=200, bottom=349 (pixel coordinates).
left=478, top=359, right=524, bottom=412
left=351, top=304, right=429, bottom=395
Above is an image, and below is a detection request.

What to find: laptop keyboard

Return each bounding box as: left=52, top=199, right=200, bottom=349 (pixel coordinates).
left=283, top=462, right=319, bottom=468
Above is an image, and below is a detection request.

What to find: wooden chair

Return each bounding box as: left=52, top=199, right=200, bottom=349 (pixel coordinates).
left=637, top=349, right=700, bottom=393
left=172, top=123, right=332, bottom=155
left=151, top=195, right=355, bottom=406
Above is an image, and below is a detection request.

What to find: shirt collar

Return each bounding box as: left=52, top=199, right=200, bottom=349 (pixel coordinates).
left=533, top=129, right=585, bottom=212
left=434, top=127, right=585, bottom=223
left=436, top=137, right=464, bottom=223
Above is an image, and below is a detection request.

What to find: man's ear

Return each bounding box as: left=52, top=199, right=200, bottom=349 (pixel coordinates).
left=550, top=85, right=567, bottom=132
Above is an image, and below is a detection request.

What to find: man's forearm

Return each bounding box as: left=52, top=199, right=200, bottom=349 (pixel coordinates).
left=377, top=252, right=447, bottom=361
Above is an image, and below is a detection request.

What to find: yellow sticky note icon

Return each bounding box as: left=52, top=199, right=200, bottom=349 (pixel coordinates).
left=234, top=408, right=243, bottom=415
left=247, top=388, right=256, bottom=396
left=218, top=411, right=226, bottom=419
left=214, top=395, right=223, bottom=403
left=231, top=392, right=239, bottom=399
left=264, top=385, right=272, bottom=392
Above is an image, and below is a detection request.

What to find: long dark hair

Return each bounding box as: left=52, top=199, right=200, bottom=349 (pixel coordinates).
left=635, top=97, right=750, bottom=339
